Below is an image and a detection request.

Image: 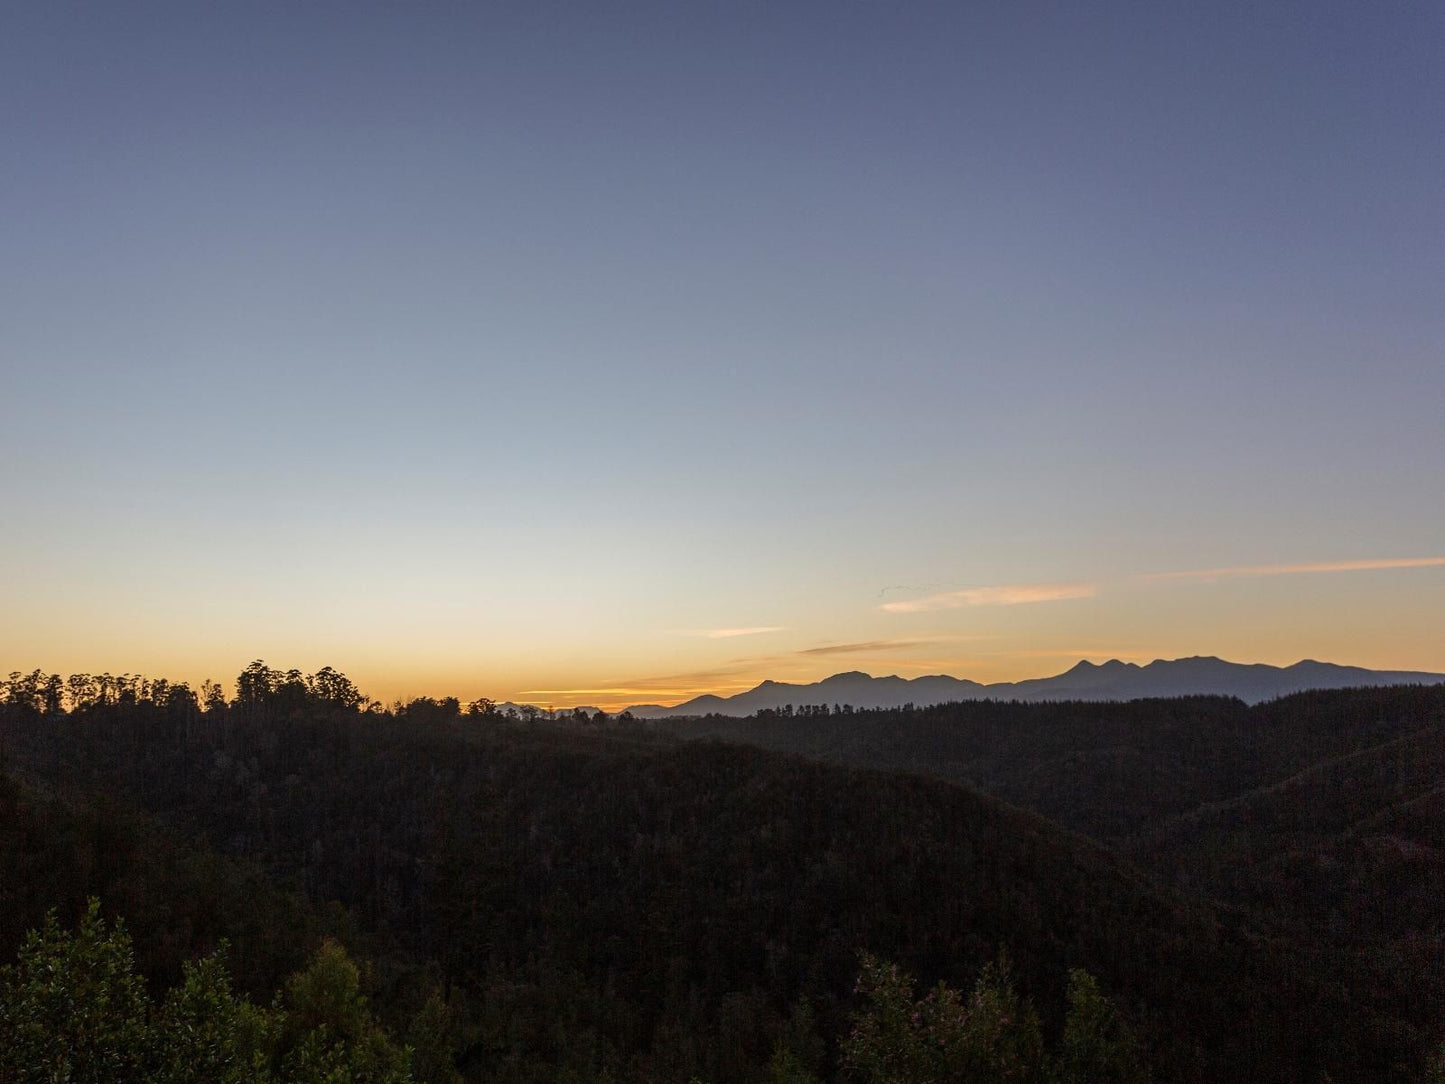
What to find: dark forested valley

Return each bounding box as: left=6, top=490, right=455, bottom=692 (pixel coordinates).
left=2, top=664, right=1443, bottom=1082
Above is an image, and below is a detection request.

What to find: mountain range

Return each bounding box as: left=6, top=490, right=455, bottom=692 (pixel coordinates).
left=624, top=655, right=1445, bottom=718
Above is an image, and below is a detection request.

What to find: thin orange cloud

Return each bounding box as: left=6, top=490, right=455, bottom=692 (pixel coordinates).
left=797, top=639, right=934, bottom=656
left=979, top=647, right=1153, bottom=659
left=1146, top=557, right=1445, bottom=583
left=883, top=557, right=1445, bottom=613
left=522, top=660, right=788, bottom=704
left=676, top=626, right=787, bottom=639
left=881, top=582, right=1097, bottom=613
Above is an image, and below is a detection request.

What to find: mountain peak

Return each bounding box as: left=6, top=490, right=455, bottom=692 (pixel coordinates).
left=624, top=657, right=1445, bottom=718
left=1064, top=658, right=1133, bottom=674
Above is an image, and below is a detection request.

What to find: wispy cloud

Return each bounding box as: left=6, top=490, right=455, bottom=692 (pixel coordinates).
left=881, top=582, right=1097, bottom=613
left=675, top=626, right=787, bottom=639
left=797, top=639, right=933, bottom=656
left=1145, top=557, right=1445, bottom=583
left=523, top=661, right=785, bottom=703
left=883, top=557, right=1445, bottom=613
left=981, top=647, right=1154, bottom=660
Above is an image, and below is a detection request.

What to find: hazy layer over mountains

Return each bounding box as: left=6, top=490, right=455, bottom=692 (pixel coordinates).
left=626, top=656, right=1445, bottom=718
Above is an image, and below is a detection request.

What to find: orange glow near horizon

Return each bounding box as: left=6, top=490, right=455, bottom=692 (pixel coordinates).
left=6, top=555, right=1444, bottom=712
left=7, top=638, right=1445, bottom=714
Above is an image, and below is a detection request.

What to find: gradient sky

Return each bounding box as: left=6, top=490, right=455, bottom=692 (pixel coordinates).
left=4, top=1, right=1443, bottom=709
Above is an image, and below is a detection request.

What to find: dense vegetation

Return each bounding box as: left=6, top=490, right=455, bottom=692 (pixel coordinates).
left=677, top=688, right=1445, bottom=1074
left=0, top=902, right=427, bottom=1083
left=2, top=665, right=1442, bottom=1080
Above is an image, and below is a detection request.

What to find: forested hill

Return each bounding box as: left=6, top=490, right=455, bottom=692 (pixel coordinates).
left=670, top=685, right=1445, bottom=1074
left=669, top=686, right=1445, bottom=845
left=1, top=666, right=1442, bottom=1081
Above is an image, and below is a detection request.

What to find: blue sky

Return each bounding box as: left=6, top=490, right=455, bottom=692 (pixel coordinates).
left=3, top=1, right=1443, bottom=705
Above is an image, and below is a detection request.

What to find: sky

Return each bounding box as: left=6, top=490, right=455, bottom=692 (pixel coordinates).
left=3, top=1, right=1443, bottom=709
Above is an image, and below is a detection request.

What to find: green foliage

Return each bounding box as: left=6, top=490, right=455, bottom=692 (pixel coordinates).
left=280, top=939, right=412, bottom=1083
left=155, top=948, right=279, bottom=1083
left=843, top=952, right=1044, bottom=1084
left=282, top=1023, right=410, bottom=1084
left=287, top=940, right=374, bottom=1043
left=961, top=953, right=1045, bottom=1084
left=1052, top=969, right=1149, bottom=1084
left=0, top=900, right=153, bottom=1083
left=840, top=954, right=930, bottom=1083
left=769, top=998, right=825, bottom=1084
left=768, top=1041, right=823, bottom=1084
left=843, top=955, right=1159, bottom=1084
left=406, top=991, right=463, bottom=1084
left=0, top=903, right=418, bottom=1084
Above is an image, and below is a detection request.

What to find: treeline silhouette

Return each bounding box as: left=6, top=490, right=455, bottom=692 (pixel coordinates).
left=2, top=663, right=1442, bottom=1081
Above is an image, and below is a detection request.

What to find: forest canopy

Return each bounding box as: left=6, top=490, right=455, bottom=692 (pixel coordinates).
left=2, top=663, right=1443, bottom=1082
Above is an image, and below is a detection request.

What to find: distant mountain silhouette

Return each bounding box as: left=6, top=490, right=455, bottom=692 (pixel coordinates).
left=625, top=656, right=1445, bottom=717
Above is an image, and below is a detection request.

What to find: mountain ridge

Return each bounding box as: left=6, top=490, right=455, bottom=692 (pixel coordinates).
left=625, top=655, right=1445, bottom=718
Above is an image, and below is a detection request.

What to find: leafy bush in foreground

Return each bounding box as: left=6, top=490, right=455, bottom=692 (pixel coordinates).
left=0, top=901, right=428, bottom=1084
